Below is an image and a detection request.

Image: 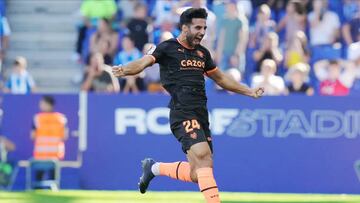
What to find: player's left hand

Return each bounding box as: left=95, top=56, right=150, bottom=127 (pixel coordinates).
left=112, top=65, right=125, bottom=77
left=251, top=87, right=264, bottom=98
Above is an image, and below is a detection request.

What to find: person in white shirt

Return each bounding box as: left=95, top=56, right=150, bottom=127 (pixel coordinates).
left=308, top=0, right=340, bottom=46
left=251, top=59, right=285, bottom=96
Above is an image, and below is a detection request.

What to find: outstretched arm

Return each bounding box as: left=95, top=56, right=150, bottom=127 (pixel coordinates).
left=209, top=68, right=264, bottom=98
left=112, top=55, right=154, bottom=77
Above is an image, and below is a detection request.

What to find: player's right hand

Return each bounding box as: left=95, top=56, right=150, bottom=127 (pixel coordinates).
left=251, top=87, right=264, bottom=98
left=112, top=65, right=125, bottom=77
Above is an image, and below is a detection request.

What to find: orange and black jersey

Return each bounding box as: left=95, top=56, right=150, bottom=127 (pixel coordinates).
left=149, top=38, right=218, bottom=110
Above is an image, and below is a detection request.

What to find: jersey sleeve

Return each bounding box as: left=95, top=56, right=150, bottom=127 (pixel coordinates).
left=204, top=48, right=218, bottom=75
left=148, top=41, right=168, bottom=65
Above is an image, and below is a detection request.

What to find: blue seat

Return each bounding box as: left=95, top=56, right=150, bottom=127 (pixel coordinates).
left=310, top=44, right=342, bottom=64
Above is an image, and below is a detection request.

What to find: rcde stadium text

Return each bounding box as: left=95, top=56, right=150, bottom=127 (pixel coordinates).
left=115, top=108, right=360, bottom=138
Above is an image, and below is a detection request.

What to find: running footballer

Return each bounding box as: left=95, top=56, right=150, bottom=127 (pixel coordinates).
left=112, top=8, right=264, bottom=203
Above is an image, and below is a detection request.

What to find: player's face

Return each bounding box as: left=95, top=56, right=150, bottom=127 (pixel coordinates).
left=186, top=18, right=207, bottom=47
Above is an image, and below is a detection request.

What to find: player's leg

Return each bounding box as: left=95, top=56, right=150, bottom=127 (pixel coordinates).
left=138, top=159, right=193, bottom=194
left=155, top=160, right=192, bottom=182
left=138, top=119, right=195, bottom=194
left=138, top=111, right=213, bottom=194
left=149, top=116, right=206, bottom=183
left=187, top=142, right=220, bottom=203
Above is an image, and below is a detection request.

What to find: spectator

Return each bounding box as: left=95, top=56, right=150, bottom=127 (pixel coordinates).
left=216, top=55, right=243, bottom=94
left=266, top=0, right=288, bottom=22
left=81, top=53, right=120, bottom=93
left=127, top=3, right=149, bottom=51
left=3, top=57, right=36, bottom=94
left=80, top=0, right=117, bottom=21
left=285, top=31, right=310, bottom=68
left=277, top=0, right=307, bottom=46
left=285, top=63, right=314, bottom=95
left=308, top=0, right=340, bottom=46
left=253, top=32, right=283, bottom=72
left=348, top=42, right=360, bottom=94
left=0, top=136, right=15, bottom=160
left=152, top=19, right=180, bottom=45
left=117, top=0, right=142, bottom=21
left=342, top=0, right=360, bottom=46
left=215, top=55, right=242, bottom=94
left=0, top=99, right=15, bottom=188
left=113, top=36, right=142, bottom=66
left=216, top=1, right=249, bottom=71
left=75, top=0, right=117, bottom=59
left=152, top=0, right=179, bottom=27
left=31, top=95, right=68, bottom=184
left=89, top=18, right=119, bottom=63
left=220, top=68, right=243, bottom=95
left=113, top=36, right=145, bottom=94
left=0, top=134, right=15, bottom=188
left=159, top=31, right=174, bottom=44
left=237, top=0, right=253, bottom=19
left=249, top=4, right=276, bottom=49
left=94, top=37, right=113, bottom=65
left=0, top=12, right=10, bottom=68
left=251, top=59, right=286, bottom=96
left=314, top=59, right=356, bottom=96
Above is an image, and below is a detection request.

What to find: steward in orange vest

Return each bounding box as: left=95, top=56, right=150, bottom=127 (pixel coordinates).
left=31, top=96, right=68, bottom=160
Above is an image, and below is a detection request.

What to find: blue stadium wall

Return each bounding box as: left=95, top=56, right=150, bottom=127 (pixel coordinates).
left=3, top=94, right=360, bottom=193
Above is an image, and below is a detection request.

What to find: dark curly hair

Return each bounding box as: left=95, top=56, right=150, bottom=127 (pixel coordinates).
left=179, top=8, right=208, bottom=30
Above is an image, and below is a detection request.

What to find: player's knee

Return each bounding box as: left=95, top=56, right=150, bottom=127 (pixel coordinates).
left=196, top=151, right=212, bottom=165
left=193, top=150, right=213, bottom=169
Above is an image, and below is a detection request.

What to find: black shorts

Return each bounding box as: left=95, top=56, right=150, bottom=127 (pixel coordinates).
left=169, top=107, right=213, bottom=154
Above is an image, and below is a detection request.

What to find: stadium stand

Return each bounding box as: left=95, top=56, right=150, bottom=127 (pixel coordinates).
left=4, top=0, right=82, bottom=93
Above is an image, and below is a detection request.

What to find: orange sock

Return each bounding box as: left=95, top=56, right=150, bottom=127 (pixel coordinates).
left=196, top=167, right=220, bottom=203
left=159, top=161, right=192, bottom=182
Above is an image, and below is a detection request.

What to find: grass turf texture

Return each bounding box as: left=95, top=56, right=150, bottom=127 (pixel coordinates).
left=1, top=190, right=360, bottom=203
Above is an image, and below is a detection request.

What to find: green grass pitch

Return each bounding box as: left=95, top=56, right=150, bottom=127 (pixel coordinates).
left=1, top=190, right=360, bottom=203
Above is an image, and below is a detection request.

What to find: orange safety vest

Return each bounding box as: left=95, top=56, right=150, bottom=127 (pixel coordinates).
left=33, top=112, right=67, bottom=160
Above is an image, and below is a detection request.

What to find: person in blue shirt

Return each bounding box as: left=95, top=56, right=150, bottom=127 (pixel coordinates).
left=4, top=57, right=36, bottom=94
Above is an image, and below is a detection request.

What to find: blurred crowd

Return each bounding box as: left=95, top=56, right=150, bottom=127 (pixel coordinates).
left=2, top=0, right=360, bottom=96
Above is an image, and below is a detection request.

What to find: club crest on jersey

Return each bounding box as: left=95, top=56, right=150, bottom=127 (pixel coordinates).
left=180, top=59, right=205, bottom=69
left=196, top=50, right=204, bottom=58
left=190, top=132, right=197, bottom=139
left=146, top=45, right=156, bottom=55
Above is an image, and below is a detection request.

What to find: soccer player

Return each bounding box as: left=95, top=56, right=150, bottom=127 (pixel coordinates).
left=112, top=8, right=264, bottom=203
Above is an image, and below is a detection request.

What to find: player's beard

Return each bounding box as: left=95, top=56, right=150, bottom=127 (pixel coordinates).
left=186, top=33, right=201, bottom=47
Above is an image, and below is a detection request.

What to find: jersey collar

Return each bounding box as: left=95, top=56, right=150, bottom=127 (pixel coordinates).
left=176, top=38, right=195, bottom=50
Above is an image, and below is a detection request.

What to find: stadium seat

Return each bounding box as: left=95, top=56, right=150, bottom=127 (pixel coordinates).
left=310, top=44, right=342, bottom=64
